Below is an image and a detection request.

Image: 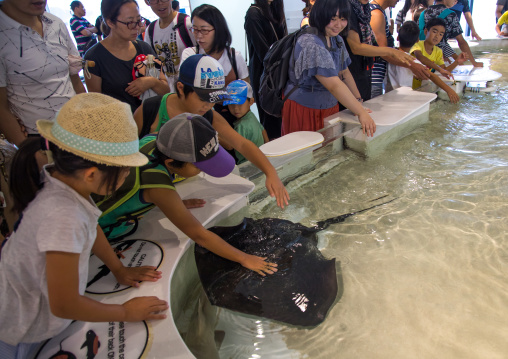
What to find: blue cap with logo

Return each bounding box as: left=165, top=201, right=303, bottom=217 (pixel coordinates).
left=223, top=80, right=254, bottom=106
left=178, top=54, right=231, bottom=103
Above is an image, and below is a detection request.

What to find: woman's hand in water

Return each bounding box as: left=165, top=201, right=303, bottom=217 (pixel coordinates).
left=241, top=255, right=278, bottom=276
left=113, top=265, right=162, bottom=287
left=266, top=174, right=290, bottom=209
left=122, top=296, right=168, bottom=321
left=183, top=198, right=206, bottom=209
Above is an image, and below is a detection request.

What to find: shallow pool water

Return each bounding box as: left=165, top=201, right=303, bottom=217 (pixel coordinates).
left=180, top=47, right=508, bottom=359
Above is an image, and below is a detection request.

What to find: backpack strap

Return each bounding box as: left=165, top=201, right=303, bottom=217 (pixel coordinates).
left=226, top=47, right=239, bottom=80
left=148, top=20, right=157, bottom=52
left=174, top=12, right=194, bottom=48
left=418, top=10, right=426, bottom=40
left=438, top=8, right=453, bottom=19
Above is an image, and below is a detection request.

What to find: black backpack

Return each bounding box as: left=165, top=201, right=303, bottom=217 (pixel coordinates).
left=147, top=12, right=194, bottom=52
left=258, top=26, right=323, bottom=118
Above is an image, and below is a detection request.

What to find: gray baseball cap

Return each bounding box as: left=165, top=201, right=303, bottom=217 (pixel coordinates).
left=156, top=113, right=235, bottom=177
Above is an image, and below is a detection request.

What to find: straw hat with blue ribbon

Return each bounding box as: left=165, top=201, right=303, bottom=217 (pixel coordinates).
left=37, top=93, right=148, bottom=167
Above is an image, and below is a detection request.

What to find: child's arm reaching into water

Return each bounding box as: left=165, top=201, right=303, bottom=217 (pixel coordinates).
left=46, top=226, right=168, bottom=323
left=428, top=71, right=460, bottom=104
left=144, top=187, right=278, bottom=276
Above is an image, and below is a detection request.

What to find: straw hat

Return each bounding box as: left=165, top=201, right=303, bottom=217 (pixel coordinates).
left=37, top=93, right=148, bottom=167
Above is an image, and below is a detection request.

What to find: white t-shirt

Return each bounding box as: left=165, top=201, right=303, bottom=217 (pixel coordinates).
left=0, top=167, right=101, bottom=345
left=0, top=11, right=79, bottom=134
left=181, top=47, right=249, bottom=81
left=144, top=15, right=196, bottom=93
left=388, top=55, right=423, bottom=89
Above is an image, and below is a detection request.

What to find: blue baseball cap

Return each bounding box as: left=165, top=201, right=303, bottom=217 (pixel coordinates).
left=223, top=80, right=254, bottom=106
left=178, top=55, right=231, bottom=103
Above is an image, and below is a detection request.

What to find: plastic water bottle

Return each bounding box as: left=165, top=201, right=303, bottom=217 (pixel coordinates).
left=140, top=54, right=159, bottom=101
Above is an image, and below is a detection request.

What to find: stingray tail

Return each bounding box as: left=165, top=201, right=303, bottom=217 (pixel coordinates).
left=313, top=196, right=396, bottom=231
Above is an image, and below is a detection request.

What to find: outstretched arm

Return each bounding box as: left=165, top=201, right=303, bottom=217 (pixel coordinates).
left=144, top=187, right=278, bottom=276
left=456, top=34, right=483, bottom=67
left=428, top=72, right=460, bottom=104
left=413, top=50, right=453, bottom=79
left=316, top=74, right=376, bottom=137
left=212, top=111, right=290, bottom=209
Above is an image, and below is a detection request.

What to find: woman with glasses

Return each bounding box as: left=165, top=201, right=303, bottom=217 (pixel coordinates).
left=84, top=0, right=169, bottom=113
left=245, top=0, right=287, bottom=140
left=181, top=4, right=250, bottom=127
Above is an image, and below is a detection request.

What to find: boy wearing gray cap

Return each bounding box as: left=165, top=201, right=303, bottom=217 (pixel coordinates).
left=96, top=113, right=278, bottom=276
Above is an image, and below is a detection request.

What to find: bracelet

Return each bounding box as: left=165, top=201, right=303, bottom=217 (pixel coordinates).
left=357, top=97, right=363, bottom=103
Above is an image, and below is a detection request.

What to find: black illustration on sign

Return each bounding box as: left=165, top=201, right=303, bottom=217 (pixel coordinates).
left=86, top=240, right=164, bottom=295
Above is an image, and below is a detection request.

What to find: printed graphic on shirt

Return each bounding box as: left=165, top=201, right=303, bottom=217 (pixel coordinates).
left=154, top=33, right=180, bottom=76
left=86, top=239, right=164, bottom=294
left=33, top=320, right=151, bottom=359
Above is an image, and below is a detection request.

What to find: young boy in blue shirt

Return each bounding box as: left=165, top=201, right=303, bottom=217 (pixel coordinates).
left=223, top=80, right=269, bottom=164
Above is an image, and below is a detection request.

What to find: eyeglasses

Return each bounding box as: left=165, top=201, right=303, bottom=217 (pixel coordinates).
left=191, top=27, right=215, bottom=35
left=147, top=0, right=170, bottom=4
left=116, top=19, right=144, bottom=30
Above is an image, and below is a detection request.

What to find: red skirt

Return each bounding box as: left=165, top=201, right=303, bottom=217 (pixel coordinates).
left=281, top=98, right=340, bottom=136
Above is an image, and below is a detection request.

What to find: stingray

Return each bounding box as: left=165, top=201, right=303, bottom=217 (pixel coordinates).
left=195, top=198, right=393, bottom=327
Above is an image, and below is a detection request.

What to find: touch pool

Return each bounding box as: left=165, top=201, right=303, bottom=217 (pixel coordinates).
left=175, top=46, right=508, bottom=359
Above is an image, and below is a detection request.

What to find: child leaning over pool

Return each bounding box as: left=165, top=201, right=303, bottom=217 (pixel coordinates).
left=388, top=21, right=460, bottom=104
left=223, top=80, right=269, bottom=164
left=410, top=17, right=468, bottom=79
left=95, top=113, right=278, bottom=276
left=0, top=93, right=167, bottom=358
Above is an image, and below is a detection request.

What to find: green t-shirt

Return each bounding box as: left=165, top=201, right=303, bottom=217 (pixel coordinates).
left=234, top=110, right=265, bottom=164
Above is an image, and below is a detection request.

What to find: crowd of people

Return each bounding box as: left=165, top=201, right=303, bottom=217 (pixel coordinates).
left=0, top=0, right=496, bottom=356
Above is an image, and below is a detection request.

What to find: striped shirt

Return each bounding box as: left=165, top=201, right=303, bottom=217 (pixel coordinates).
left=370, top=4, right=394, bottom=88
left=70, top=15, right=93, bottom=56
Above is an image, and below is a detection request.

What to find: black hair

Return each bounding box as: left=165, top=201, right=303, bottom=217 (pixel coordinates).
left=10, top=138, right=125, bottom=214
left=309, top=0, right=350, bottom=36
left=101, top=0, right=138, bottom=33
left=172, top=0, right=179, bottom=11
left=151, top=147, right=186, bottom=169
left=253, top=0, right=286, bottom=26
left=425, top=17, right=446, bottom=31
left=176, top=82, right=195, bottom=99
left=398, top=20, right=420, bottom=48
left=302, top=0, right=313, bottom=17
left=399, top=0, right=412, bottom=18
left=70, top=1, right=82, bottom=11
left=191, top=4, right=232, bottom=55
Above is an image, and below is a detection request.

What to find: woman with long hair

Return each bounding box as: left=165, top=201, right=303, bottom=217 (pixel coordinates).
left=245, top=0, right=287, bottom=139
left=84, top=0, right=169, bottom=113
left=181, top=4, right=250, bottom=126
left=282, top=0, right=375, bottom=136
